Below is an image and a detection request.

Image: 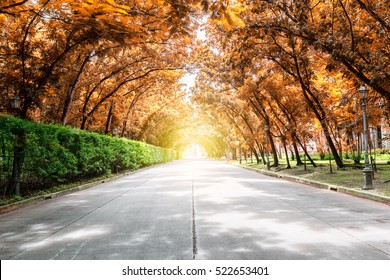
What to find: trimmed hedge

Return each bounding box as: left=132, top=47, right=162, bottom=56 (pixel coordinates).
left=0, top=116, right=174, bottom=195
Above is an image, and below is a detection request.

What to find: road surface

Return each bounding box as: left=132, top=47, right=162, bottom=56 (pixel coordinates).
left=1, top=159, right=390, bottom=259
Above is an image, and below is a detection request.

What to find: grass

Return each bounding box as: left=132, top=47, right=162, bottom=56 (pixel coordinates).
left=232, top=157, right=390, bottom=198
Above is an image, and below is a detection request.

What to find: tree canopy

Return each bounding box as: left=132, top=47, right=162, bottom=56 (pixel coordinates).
left=1, top=0, right=389, bottom=164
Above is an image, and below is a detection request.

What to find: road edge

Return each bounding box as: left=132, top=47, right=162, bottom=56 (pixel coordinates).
left=235, top=164, right=390, bottom=206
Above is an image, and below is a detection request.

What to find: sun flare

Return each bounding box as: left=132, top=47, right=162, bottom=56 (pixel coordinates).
left=183, top=143, right=207, bottom=159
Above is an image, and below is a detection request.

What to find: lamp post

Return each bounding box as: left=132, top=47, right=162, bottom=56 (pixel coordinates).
left=264, top=124, right=270, bottom=170
left=358, top=83, right=373, bottom=190
left=9, top=93, right=22, bottom=196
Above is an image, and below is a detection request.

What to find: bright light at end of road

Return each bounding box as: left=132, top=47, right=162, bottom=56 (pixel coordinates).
left=183, top=144, right=207, bottom=158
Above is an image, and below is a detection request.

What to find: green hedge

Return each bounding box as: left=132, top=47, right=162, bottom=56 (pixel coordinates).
left=0, top=116, right=174, bottom=195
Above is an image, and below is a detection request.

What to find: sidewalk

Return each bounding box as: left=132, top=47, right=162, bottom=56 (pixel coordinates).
left=234, top=163, right=390, bottom=206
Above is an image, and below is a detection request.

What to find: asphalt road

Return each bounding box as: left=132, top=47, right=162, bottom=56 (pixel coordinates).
left=1, top=159, right=390, bottom=260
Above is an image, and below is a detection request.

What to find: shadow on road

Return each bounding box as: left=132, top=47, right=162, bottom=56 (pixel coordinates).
left=1, top=159, right=390, bottom=259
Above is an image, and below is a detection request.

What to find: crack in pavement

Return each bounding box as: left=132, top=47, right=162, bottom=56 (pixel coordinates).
left=191, top=161, right=198, bottom=259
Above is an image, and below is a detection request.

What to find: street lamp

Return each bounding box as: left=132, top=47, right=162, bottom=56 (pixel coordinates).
left=358, top=83, right=373, bottom=190
left=9, top=94, right=21, bottom=111
left=264, top=124, right=270, bottom=170
left=112, top=127, right=118, bottom=137
left=9, top=93, right=22, bottom=195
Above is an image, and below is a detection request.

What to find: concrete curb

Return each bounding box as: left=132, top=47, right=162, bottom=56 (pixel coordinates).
left=0, top=163, right=164, bottom=215
left=237, top=164, right=390, bottom=206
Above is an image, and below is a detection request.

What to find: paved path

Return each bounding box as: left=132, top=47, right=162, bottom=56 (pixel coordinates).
left=1, top=159, right=390, bottom=259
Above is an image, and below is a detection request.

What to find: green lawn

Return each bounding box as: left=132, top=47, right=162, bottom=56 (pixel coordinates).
left=233, top=156, right=390, bottom=197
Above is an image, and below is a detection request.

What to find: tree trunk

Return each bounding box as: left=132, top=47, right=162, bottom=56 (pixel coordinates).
left=61, top=56, right=90, bottom=126
left=292, top=139, right=303, bottom=165
left=268, top=130, right=279, bottom=167
left=283, top=139, right=291, bottom=169
left=8, top=133, right=25, bottom=196
left=232, top=147, right=237, bottom=160
left=80, top=115, right=88, bottom=130
left=290, top=148, right=295, bottom=161
left=377, top=126, right=382, bottom=149
left=104, top=101, right=115, bottom=134
left=323, top=125, right=343, bottom=168
left=259, top=149, right=266, bottom=165
left=295, top=136, right=317, bottom=167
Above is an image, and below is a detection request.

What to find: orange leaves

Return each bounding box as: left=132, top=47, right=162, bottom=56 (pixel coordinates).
left=7, top=0, right=388, bottom=158
left=195, top=0, right=390, bottom=167
left=0, top=0, right=28, bottom=15
left=225, top=4, right=246, bottom=28
left=0, top=13, right=6, bottom=24
left=144, top=0, right=166, bottom=8
left=0, top=0, right=193, bottom=140
left=73, top=0, right=129, bottom=25
left=211, top=3, right=246, bottom=31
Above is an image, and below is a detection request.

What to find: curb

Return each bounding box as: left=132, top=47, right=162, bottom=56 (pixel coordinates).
left=237, top=164, right=390, bottom=206
left=0, top=163, right=165, bottom=215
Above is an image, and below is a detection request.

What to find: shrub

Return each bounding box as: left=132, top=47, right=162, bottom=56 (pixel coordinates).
left=0, top=116, right=174, bottom=195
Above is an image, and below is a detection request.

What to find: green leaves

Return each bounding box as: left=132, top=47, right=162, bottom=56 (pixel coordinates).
left=0, top=116, right=174, bottom=195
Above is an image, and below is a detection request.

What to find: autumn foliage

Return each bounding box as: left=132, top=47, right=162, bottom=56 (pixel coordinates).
left=1, top=0, right=389, bottom=172
left=192, top=0, right=389, bottom=168
left=1, top=0, right=201, bottom=149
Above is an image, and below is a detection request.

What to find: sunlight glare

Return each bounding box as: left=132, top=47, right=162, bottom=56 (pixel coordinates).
left=180, top=73, right=196, bottom=90
left=183, top=144, right=207, bottom=158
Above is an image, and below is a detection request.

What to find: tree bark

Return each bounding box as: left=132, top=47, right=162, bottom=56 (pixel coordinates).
left=104, top=101, right=115, bottom=135
left=9, top=133, right=25, bottom=196
left=292, top=139, right=303, bottom=165
left=61, top=55, right=90, bottom=126
left=283, top=139, right=291, bottom=169
left=295, top=135, right=317, bottom=167
left=268, top=129, right=279, bottom=167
